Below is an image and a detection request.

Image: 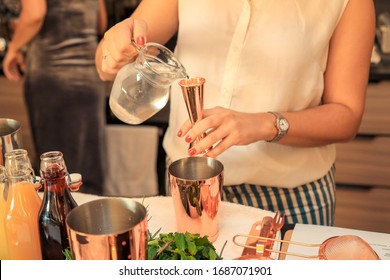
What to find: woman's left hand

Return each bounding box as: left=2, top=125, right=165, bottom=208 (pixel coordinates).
left=178, top=106, right=275, bottom=157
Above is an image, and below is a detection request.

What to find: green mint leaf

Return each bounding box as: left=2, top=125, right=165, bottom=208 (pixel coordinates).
left=175, top=233, right=186, bottom=251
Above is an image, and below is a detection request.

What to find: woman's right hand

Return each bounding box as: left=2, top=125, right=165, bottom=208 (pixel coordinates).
left=2, top=46, right=26, bottom=82
left=96, top=18, right=147, bottom=80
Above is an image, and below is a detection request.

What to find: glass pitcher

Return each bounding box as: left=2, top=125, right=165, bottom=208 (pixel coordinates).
left=109, top=42, right=187, bottom=125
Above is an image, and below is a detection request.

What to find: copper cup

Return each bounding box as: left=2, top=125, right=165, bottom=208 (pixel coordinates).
left=0, top=118, right=23, bottom=166
left=66, top=198, right=148, bottom=260
left=169, top=157, right=224, bottom=242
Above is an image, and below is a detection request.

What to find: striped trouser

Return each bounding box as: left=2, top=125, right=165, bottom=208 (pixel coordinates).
left=222, top=165, right=336, bottom=226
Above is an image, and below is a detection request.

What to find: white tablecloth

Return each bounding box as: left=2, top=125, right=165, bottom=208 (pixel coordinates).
left=71, top=192, right=275, bottom=260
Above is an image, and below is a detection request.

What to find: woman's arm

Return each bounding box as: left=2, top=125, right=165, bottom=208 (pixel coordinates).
left=95, top=0, right=179, bottom=81
left=7, top=0, right=46, bottom=54
left=130, top=0, right=179, bottom=44
left=282, top=0, right=376, bottom=146
left=2, top=0, right=46, bottom=81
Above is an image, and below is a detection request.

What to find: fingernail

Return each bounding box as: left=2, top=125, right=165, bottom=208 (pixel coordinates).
left=136, top=36, right=145, bottom=46
left=177, top=130, right=182, bottom=137
left=185, top=136, right=192, bottom=143
left=188, top=148, right=196, bottom=156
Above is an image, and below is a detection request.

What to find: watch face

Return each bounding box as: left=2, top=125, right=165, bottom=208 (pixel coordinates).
left=279, top=119, right=289, bottom=131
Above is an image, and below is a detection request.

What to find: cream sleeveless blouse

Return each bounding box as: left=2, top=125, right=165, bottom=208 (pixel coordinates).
left=163, top=0, right=349, bottom=187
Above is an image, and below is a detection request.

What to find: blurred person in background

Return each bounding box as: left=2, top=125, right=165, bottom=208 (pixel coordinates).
left=2, top=0, right=108, bottom=195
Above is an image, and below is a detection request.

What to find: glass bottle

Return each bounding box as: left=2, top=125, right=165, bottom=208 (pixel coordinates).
left=0, top=165, right=9, bottom=259
left=38, top=151, right=78, bottom=259
left=3, top=149, right=42, bottom=260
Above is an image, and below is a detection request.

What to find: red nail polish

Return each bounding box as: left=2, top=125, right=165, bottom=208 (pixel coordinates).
left=177, top=130, right=182, bottom=137
left=185, top=136, right=192, bottom=143
left=188, top=148, right=196, bottom=156
left=136, top=36, right=145, bottom=46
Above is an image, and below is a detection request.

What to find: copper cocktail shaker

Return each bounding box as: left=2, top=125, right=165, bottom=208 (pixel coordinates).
left=66, top=198, right=148, bottom=260
left=169, top=156, right=224, bottom=242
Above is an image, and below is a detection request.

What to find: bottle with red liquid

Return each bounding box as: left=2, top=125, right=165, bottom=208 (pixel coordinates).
left=38, top=151, right=80, bottom=259
left=3, top=149, right=42, bottom=260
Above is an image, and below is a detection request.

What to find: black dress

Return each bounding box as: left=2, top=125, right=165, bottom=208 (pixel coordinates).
left=24, top=0, right=107, bottom=195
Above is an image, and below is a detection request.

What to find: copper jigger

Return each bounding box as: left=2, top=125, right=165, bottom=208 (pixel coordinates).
left=66, top=198, right=148, bottom=260
left=169, top=156, right=224, bottom=242
left=179, top=77, right=210, bottom=152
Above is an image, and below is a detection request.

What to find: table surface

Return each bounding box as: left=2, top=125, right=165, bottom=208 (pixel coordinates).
left=71, top=192, right=276, bottom=260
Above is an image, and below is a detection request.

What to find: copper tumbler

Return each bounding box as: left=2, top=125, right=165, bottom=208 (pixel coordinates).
left=0, top=118, right=23, bottom=166
left=169, top=157, right=224, bottom=242
left=66, top=198, right=148, bottom=260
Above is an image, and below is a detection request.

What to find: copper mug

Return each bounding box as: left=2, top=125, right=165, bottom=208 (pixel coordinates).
left=169, top=156, right=224, bottom=242
left=66, top=198, right=148, bottom=260
left=0, top=118, right=23, bottom=166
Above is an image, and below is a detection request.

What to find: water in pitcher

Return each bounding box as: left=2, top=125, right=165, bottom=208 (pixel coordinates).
left=109, top=64, right=177, bottom=124
left=109, top=43, right=188, bottom=125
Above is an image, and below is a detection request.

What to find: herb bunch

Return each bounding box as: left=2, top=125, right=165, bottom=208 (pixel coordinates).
left=147, top=231, right=223, bottom=260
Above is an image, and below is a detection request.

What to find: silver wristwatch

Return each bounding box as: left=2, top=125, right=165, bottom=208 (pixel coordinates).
left=267, top=112, right=289, bottom=143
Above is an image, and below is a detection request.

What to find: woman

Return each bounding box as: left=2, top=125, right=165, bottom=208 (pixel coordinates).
left=3, top=0, right=108, bottom=195
left=96, top=0, right=375, bottom=225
